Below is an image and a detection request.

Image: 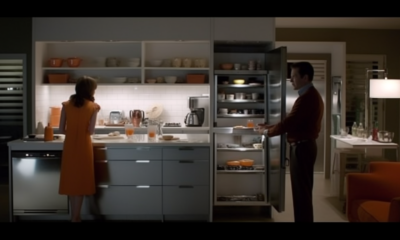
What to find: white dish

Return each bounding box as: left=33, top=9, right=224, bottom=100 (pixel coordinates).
left=249, top=83, right=262, bottom=86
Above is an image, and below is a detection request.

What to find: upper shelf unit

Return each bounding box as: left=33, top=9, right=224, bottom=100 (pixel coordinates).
left=35, top=41, right=211, bottom=86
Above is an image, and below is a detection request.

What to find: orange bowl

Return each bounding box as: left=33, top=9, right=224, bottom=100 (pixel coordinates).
left=66, top=57, right=82, bottom=67
left=239, top=159, right=254, bottom=166
left=220, top=63, right=233, bottom=70
left=49, top=58, right=63, bottom=67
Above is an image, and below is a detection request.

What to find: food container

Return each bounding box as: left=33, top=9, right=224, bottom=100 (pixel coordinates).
left=226, top=160, right=240, bottom=166
left=226, top=94, right=234, bottom=100
left=235, top=92, right=246, bottom=99
left=146, top=79, right=156, bottom=83
left=48, top=74, right=69, bottom=83
left=186, top=74, right=206, bottom=83
left=239, top=159, right=254, bottom=166
left=377, top=131, right=394, bottom=142
left=149, top=59, right=162, bottom=67
left=233, top=79, right=245, bottom=84
left=253, top=143, right=263, bottom=149
left=218, top=108, right=228, bottom=114
left=217, top=94, right=225, bottom=100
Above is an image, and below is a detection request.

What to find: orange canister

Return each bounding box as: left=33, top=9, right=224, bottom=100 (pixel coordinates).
left=44, top=123, right=54, bottom=141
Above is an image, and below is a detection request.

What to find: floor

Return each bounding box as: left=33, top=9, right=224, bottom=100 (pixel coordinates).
left=0, top=173, right=347, bottom=222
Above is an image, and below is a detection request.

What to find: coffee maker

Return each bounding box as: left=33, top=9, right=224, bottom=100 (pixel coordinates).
left=184, top=96, right=209, bottom=127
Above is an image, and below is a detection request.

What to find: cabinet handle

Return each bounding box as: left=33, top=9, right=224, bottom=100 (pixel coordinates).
left=179, top=160, right=194, bottom=163
left=178, top=186, right=194, bottom=188
left=179, top=147, right=193, bottom=150
left=95, top=160, right=108, bottom=163
left=136, top=160, right=150, bottom=163
left=136, top=185, right=150, bottom=188
left=97, top=185, right=109, bottom=188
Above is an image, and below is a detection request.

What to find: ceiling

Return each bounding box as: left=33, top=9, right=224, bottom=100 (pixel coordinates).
left=275, top=18, right=400, bottom=29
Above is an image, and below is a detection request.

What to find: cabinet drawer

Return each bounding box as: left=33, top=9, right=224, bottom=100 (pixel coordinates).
left=93, top=186, right=162, bottom=215
left=162, top=147, right=210, bottom=160
left=95, top=160, right=161, bottom=185
left=163, top=160, right=209, bottom=185
left=163, top=186, right=209, bottom=215
left=94, top=147, right=162, bottom=160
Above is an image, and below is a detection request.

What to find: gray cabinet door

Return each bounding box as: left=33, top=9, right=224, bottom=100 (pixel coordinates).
left=94, top=160, right=162, bottom=185
left=213, top=18, right=275, bottom=42
left=33, top=18, right=211, bottom=41
left=163, top=186, right=209, bottom=215
left=93, top=186, right=162, bottom=215
left=162, top=147, right=210, bottom=160
left=163, top=160, right=209, bottom=186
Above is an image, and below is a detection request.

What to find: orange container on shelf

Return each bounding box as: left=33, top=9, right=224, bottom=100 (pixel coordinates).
left=50, top=107, right=61, bottom=115
left=44, top=123, right=54, bottom=141
left=186, top=74, right=206, bottom=84
left=48, top=74, right=69, bottom=83
left=50, top=115, right=60, bottom=127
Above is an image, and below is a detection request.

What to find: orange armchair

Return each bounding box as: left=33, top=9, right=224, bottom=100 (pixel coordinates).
left=346, top=162, right=400, bottom=222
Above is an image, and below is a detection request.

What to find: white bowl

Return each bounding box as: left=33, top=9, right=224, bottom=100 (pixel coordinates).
left=127, top=61, right=140, bottom=67
left=164, top=76, right=177, bottom=84
left=112, top=77, right=126, bottom=83
left=149, top=60, right=162, bottom=67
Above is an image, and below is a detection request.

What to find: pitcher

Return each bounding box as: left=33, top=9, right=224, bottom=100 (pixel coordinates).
left=129, top=110, right=145, bottom=127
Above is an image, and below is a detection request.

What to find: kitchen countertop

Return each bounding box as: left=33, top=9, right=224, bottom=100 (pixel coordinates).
left=8, top=134, right=211, bottom=151
left=330, top=134, right=399, bottom=149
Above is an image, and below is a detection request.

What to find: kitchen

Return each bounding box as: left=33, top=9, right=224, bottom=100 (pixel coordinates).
left=1, top=17, right=398, bottom=222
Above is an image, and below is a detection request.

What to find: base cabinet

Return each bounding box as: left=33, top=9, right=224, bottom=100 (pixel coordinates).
left=163, top=186, right=209, bottom=215
left=81, top=146, right=211, bottom=221
left=94, top=186, right=162, bottom=215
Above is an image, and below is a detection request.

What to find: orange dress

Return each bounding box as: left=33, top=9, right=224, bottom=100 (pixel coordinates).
left=59, top=99, right=98, bottom=196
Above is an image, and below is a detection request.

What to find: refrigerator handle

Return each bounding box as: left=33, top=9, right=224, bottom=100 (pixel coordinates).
left=337, top=81, right=342, bottom=113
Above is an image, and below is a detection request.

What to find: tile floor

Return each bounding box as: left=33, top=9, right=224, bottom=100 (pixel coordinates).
left=0, top=173, right=348, bottom=222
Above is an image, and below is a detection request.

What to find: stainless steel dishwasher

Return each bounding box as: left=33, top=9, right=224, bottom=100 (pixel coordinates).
left=11, top=151, right=69, bottom=216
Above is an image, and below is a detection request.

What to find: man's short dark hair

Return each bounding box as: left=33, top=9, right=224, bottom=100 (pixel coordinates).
left=291, top=62, right=314, bottom=81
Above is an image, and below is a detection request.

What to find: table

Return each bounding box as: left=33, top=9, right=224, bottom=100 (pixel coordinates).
left=330, top=135, right=399, bottom=161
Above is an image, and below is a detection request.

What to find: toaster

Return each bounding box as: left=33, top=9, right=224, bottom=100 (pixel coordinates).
left=109, top=110, right=122, bottom=124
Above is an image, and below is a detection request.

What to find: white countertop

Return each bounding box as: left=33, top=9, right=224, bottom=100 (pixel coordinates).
left=8, top=134, right=211, bottom=151
left=330, top=135, right=398, bottom=149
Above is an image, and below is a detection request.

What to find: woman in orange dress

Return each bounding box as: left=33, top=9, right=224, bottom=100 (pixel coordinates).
left=58, top=76, right=100, bottom=222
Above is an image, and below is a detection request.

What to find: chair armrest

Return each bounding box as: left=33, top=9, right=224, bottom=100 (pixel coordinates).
left=389, top=197, right=400, bottom=222
left=347, top=173, right=400, bottom=203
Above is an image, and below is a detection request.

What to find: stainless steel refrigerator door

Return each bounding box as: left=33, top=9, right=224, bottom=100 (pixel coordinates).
left=265, top=46, right=287, bottom=213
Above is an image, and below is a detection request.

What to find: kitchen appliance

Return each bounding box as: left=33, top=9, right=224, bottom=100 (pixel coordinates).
left=109, top=110, right=122, bottom=124
left=11, top=151, right=69, bottom=215
left=129, top=109, right=145, bottom=127
left=184, top=96, right=209, bottom=127
left=185, top=109, right=204, bottom=126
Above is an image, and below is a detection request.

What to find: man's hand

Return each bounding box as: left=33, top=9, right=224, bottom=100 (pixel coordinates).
left=256, top=123, right=272, bottom=135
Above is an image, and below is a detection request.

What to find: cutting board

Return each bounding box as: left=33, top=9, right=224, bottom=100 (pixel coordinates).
left=92, top=135, right=124, bottom=140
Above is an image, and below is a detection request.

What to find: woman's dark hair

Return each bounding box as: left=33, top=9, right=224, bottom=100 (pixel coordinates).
left=291, top=61, right=314, bottom=81
left=70, top=76, right=97, bottom=108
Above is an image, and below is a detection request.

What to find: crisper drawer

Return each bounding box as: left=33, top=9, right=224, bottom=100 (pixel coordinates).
left=163, top=160, right=209, bottom=186
left=93, top=186, right=162, bottom=215
left=162, top=147, right=210, bottom=160
left=163, top=186, right=209, bottom=215
left=94, top=147, right=162, bottom=160
left=94, top=160, right=161, bottom=185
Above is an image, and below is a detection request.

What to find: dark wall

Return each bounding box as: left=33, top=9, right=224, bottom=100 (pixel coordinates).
left=276, top=28, right=400, bottom=160
left=0, top=17, right=32, bottom=139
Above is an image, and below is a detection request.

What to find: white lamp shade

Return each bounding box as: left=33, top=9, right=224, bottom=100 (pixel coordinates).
left=369, top=79, right=400, bottom=98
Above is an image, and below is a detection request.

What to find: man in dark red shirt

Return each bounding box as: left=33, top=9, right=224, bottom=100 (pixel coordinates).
left=258, top=61, right=324, bottom=222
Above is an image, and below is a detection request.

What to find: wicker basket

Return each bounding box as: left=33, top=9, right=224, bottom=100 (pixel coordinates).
left=186, top=74, right=206, bottom=84
left=48, top=74, right=69, bottom=83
